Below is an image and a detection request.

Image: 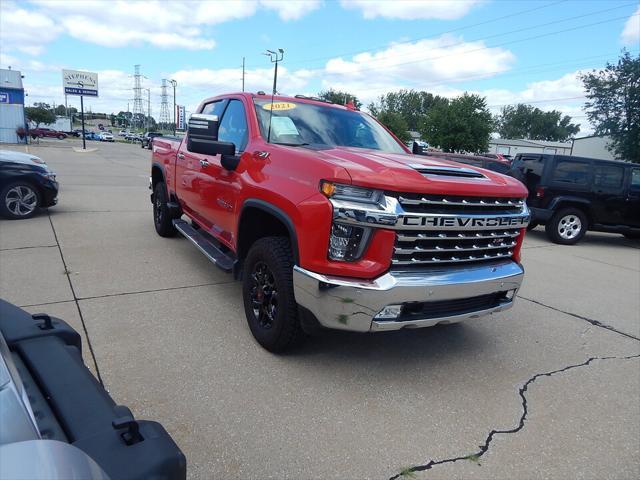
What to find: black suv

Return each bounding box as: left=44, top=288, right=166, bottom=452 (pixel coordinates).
left=509, top=153, right=640, bottom=244
left=141, top=132, right=163, bottom=149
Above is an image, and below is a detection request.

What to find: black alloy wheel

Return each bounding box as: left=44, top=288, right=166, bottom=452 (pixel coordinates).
left=249, top=261, right=278, bottom=330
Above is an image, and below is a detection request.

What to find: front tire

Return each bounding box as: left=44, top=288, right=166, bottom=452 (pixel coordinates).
left=545, top=207, right=587, bottom=245
left=242, top=237, right=302, bottom=352
left=0, top=182, right=40, bottom=219
left=152, top=182, right=177, bottom=237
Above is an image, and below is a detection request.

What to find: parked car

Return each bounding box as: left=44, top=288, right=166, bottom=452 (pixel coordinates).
left=0, top=150, right=58, bottom=219
left=482, top=153, right=512, bottom=162
left=69, top=129, right=83, bottom=137
left=0, top=299, right=186, bottom=479
left=118, top=130, right=129, bottom=136
left=99, top=132, right=114, bottom=142
left=416, top=151, right=513, bottom=174
left=150, top=92, right=529, bottom=352
left=82, top=131, right=99, bottom=141
left=141, top=132, right=163, bottom=149
left=509, top=153, right=640, bottom=244
left=30, top=128, right=67, bottom=140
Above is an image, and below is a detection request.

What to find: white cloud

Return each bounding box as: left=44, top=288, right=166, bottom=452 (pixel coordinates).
left=340, top=0, right=483, bottom=20
left=620, top=6, right=640, bottom=45
left=0, top=0, right=319, bottom=56
left=0, top=1, right=62, bottom=55
left=260, top=0, right=322, bottom=20
left=322, top=35, right=515, bottom=101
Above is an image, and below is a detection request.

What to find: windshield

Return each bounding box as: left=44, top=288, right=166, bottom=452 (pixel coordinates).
left=253, top=99, right=407, bottom=154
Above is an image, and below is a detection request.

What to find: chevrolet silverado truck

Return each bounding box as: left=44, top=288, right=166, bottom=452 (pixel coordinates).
left=150, top=93, right=529, bottom=352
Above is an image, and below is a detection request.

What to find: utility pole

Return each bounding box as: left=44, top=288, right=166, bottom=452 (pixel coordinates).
left=170, top=79, right=177, bottom=135
left=264, top=49, right=284, bottom=95
left=159, top=79, right=170, bottom=131
left=144, top=88, right=151, bottom=132
left=242, top=57, right=245, bottom=92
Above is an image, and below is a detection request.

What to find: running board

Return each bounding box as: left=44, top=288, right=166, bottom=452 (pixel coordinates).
left=172, top=219, right=236, bottom=272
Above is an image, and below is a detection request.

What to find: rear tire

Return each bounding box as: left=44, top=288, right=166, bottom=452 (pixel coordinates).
left=153, top=182, right=177, bottom=237
left=545, top=207, right=587, bottom=245
left=242, top=237, right=302, bottom=353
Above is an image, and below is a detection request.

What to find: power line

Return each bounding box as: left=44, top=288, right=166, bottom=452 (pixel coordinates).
left=281, top=0, right=569, bottom=68
left=283, top=1, right=634, bottom=69
left=321, top=12, right=638, bottom=77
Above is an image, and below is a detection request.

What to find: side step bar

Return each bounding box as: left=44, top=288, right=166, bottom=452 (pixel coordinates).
left=172, top=219, right=236, bottom=272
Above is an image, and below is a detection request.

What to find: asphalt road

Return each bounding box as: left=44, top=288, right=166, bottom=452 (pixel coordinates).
left=1, top=140, right=639, bottom=480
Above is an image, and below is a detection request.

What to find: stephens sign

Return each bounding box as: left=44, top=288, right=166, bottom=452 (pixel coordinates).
left=176, top=105, right=186, bottom=130
left=62, top=69, right=99, bottom=97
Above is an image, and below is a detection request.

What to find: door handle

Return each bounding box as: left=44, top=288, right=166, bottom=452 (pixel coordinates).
left=200, top=159, right=210, bottom=168
left=177, top=153, right=185, bottom=160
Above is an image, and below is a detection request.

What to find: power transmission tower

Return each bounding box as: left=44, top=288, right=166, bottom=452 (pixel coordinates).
left=159, top=79, right=170, bottom=129
left=132, top=65, right=144, bottom=131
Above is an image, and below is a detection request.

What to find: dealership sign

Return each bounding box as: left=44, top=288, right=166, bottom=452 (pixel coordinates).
left=176, top=105, right=186, bottom=130
left=62, top=69, right=99, bottom=97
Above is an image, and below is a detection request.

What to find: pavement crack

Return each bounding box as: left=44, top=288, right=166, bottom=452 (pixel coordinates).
left=518, top=296, right=640, bottom=342
left=389, top=354, right=640, bottom=480
left=76, top=281, right=235, bottom=302
left=0, top=244, right=58, bottom=252
left=47, top=212, right=105, bottom=386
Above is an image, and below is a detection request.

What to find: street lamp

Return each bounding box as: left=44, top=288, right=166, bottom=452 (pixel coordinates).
left=264, top=48, right=284, bottom=95
left=143, top=88, right=151, bottom=132
left=170, top=79, right=177, bottom=135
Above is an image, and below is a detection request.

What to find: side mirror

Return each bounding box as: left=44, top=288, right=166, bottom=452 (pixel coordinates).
left=186, top=114, right=235, bottom=157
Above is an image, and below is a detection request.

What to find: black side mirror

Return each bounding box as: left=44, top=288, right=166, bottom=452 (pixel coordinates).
left=186, top=113, right=240, bottom=171
left=412, top=142, right=423, bottom=155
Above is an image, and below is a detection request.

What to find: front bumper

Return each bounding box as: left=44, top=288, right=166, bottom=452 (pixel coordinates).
left=293, top=260, right=524, bottom=332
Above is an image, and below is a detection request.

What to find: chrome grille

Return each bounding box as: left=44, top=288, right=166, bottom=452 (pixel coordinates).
left=392, top=194, right=525, bottom=266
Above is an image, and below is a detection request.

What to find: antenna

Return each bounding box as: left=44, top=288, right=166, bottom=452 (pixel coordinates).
left=263, top=48, right=284, bottom=143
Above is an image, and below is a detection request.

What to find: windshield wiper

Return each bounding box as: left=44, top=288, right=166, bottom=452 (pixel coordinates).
left=271, top=141, right=311, bottom=147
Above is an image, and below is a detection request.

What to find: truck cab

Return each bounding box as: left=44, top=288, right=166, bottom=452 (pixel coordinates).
left=151, top=93, right=530, bottom=352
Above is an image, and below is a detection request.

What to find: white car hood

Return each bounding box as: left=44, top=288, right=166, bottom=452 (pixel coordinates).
left=0, top=150, right=46, bottom=167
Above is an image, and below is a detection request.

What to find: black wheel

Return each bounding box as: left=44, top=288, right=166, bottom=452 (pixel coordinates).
left=0, top=182, right=40, bottom=219
left=152, top=182, right=176, bottom=237
left=38, top=133, right=44, bottom=138
left=526, top=221, right=539, bottom=231
left=242, top=237, right=302, bottom=352
left=545, top=207, right=588, bottom=245
left=57, top=134, right=64, bottom=140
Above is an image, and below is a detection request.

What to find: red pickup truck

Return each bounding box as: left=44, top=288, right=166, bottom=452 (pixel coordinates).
left=150, top=92, right=529, bottom=352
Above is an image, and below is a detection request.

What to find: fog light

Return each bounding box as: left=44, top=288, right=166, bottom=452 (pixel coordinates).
left=328, top=223, right=370, bottom=261
left=505, top=289, right=517, bottom=300
left=375, top=305, right=403, bottom=319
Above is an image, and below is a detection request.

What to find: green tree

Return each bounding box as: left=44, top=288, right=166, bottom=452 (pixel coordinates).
left=368, top=89, right=448, bottom=131
left=24, top=106, right=56, bottom=127
left=54, top=104, right=67, bottom=116
left=376, top=111, right=410, bottom=143
left=580, top=50, right=640, bottom=162
left=421, top=93, right=493, bottom=153
left=317, top=89, right=362, bottom=109
left=497, top=104, right=580, bottom=141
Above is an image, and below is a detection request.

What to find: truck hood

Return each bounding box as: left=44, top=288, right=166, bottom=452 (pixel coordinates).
left=312, top=146, right=527, bottom=197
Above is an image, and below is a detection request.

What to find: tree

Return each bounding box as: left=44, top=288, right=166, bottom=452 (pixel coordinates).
left=368, top=89, right=448, bottom=131
left=580, top=50, right=640, bottom=162
left=54, top=104, right=67, bottom=116
left=497, top=104, right=580, bottom=141
left=317, top=89, right=362, bottom=109
left=420, top=93, right=493, bottom=153
left=24, top=106, right=56, bottom=127
left=376, top=111, right=410, bottom=143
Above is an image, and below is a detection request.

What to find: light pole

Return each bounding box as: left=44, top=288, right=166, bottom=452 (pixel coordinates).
left=264, top=48, right=284, bottom=95
left=143, top=88, right=151, bottom=132
left=170, top=79, right=177, bottom=135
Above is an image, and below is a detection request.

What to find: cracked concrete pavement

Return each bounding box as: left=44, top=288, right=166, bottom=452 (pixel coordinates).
left=1, top=140, right=638, bottom=479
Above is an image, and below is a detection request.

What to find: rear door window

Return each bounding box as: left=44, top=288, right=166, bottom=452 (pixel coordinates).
left=593, top=164, right=624, bottom=189
left=551, top=159, right=591, bottom=185
left=630, top=169, right=640, bottom=191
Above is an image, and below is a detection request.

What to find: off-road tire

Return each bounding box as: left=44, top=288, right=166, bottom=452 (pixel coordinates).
left=242, top=237, right=302, bottom=353
left=0, top=182, right=41, bottom=219
left=545, top=207, right=588, bottom=245
left=153, top=181, right=177, bottom=237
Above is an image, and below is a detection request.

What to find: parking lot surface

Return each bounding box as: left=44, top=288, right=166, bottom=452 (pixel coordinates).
left=1, top=140, right=639, bottom=479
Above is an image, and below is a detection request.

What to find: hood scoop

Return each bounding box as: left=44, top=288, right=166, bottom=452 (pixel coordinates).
left=409, top=164, right=485, bottom=179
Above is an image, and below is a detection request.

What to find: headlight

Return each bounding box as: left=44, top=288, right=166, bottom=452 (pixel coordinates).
left=320, top=181, right=383, bottom=205
left=328, top=223, right=371, bottom=261
left=39, top=171, right=56, bottom=181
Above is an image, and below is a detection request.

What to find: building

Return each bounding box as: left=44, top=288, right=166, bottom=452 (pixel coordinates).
left=570, top=135, right=616, bottom=161
left=0, top=68, right=26, bottom=144
left=487, top=138, right=572, bottom=156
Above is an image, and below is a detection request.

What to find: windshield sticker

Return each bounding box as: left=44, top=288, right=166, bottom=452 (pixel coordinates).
left=262, top=102, right=296, bottom=111
left=271, top=117, right=300, bottom=136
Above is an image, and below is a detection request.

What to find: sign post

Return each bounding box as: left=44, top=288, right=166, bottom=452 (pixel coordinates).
left=62, top=69, right=99, bottom=150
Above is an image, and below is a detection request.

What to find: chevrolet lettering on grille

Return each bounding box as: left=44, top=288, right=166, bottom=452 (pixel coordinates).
left=402, top=215, right=530, bottom=230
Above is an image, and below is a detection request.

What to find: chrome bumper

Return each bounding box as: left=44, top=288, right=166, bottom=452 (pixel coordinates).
left=293, top=260, right=524, bottom=332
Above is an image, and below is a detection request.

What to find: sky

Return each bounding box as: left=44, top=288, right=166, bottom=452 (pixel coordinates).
left=1, top=0, right=638, bottom=136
